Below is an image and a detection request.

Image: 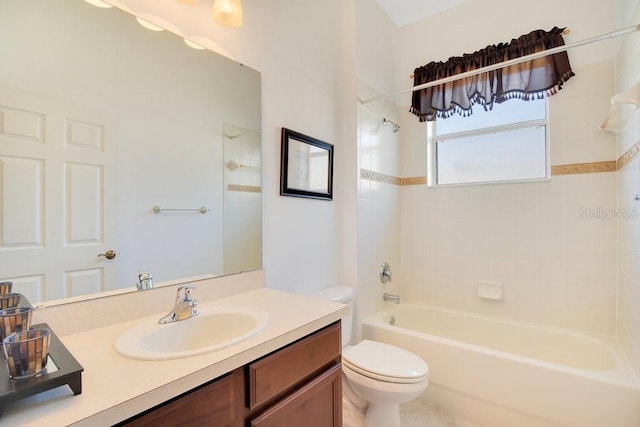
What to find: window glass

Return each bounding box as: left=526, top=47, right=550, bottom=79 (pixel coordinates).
left=429, top=98, right=548, bottom=186
left=437, top=97, right=546, bottom=135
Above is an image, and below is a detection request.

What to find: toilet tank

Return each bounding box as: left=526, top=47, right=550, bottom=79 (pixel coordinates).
left=310, top=286, right=354, bottom=347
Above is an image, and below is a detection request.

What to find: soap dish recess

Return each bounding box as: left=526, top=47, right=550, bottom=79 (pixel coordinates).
left=478, top=281, right=503, bottom=301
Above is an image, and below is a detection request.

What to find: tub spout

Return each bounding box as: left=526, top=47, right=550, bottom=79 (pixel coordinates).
left=383, top=293, right=400, bottom=304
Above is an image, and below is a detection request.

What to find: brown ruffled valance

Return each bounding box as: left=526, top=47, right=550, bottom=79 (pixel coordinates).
left=410, top=27, right=575, bottom=122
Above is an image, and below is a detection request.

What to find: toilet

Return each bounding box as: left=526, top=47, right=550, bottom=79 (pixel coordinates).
left=311, top=286, right=429, bottom=427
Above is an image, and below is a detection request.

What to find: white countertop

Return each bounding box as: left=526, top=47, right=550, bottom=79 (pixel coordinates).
left=1, top=288, right=348, bottom=426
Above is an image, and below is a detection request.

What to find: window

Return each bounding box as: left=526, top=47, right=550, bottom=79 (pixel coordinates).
left=427, top=98, right=549, bottom=186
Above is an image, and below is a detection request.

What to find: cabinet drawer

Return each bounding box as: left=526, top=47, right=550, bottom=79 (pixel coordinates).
left=120, top=368, right=244, bottom=427
left=249, top=321, right=341, bottom=409
left=250, top=363, right=342, bottom=427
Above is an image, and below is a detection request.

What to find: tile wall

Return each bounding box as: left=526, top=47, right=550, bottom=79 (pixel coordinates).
left=399, top=60, right=619, bottom=336
left=357, top=54, right=639, bottom=378
left=401, top=172, right=618, bottom=335
left=356, top=83, right=402, bottom=337
left=616, top=0, right=640, bottom=380
left=223, top=126, right=262, bottom=275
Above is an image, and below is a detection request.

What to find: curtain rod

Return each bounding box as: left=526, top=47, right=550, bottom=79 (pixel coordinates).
left=360, top=24, right=640, bottom=106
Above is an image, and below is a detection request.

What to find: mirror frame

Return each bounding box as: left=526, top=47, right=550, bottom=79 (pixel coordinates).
left=280, top=128, right=334, bottom=200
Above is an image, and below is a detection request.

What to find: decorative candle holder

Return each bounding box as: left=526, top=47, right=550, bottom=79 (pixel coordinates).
left=2, top=329, right=51, bottom=379
left=0, top=294, right=21, bottom=310
left=0, top=282, right=12, bottom=295
left=0, top=307, right=33, bottom=342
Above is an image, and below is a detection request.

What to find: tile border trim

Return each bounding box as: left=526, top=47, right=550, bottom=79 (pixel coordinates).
left=401, top=176, right=428, bottom=186
left=617, top=140, right=640, bottom=171
left=550, top=161, right=617, bottom=176
left=360, top=169, right=401, bottom=185
left=227, top=184, right=261, bottom=193
left=361, top=141, right=640, bottom=186
left=361, top=160, right=620, bottom=187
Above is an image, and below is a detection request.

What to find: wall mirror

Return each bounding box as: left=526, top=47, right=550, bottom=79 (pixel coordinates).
left=0, top=0, right=262, bottom=304
left=280, top=128, right=333, bottom=200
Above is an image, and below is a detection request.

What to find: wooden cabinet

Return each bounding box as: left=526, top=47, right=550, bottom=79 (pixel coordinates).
left=249, top=321, right=341, bottom=410
left=118, top=321, right=342, bottom=427
left=248, top=321, right=342, bottom=427
left=250, top=364, right=342, bottom=427
left=118, top=367, right=245, bottom=427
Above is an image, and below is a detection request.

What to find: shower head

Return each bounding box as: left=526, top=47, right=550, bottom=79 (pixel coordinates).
left=383, top=118, right=400, bottom=133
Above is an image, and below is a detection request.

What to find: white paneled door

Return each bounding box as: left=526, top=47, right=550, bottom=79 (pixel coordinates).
left=0, top=88, right=117, bottom=303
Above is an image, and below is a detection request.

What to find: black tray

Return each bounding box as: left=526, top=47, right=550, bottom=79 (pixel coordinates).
left=0, top=323, right=83, bottom=416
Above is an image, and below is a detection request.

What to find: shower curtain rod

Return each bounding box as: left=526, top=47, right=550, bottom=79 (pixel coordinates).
left=360, top=24, right=640, bottom=106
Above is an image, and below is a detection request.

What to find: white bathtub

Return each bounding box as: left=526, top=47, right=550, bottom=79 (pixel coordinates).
left=362, top=304, right=640, bottom=427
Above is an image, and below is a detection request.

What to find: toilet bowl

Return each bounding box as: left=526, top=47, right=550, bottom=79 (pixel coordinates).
left=311, top=286, right=429, bottom=427
left=342, top=340, right=428, bottom=427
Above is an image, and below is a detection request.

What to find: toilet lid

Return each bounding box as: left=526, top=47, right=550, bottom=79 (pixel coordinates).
left=342, top=340, right=428, bottom=383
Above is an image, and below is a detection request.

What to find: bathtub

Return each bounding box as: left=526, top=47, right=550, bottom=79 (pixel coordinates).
left=362, top=304, right=640, bottom=427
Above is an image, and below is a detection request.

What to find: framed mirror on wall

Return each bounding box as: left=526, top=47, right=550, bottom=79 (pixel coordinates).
left=280, top=128, right=333, bottom=201
left=0, top=1, right=262, bottom=304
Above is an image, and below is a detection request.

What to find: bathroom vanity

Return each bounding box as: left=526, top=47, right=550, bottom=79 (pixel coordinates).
left=120, top=321, right=341, bottom=426
left=0, top=281, right=347, bottom=426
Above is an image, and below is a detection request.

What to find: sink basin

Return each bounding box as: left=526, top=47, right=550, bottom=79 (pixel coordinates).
left=115, top=305, right=269, bottom=360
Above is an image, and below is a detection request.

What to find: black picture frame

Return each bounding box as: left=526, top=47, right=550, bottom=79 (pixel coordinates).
left=280, top=128, right=334, bottom=200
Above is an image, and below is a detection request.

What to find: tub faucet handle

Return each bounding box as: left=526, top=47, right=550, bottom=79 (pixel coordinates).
left=380, top=262, right=392, bottom=283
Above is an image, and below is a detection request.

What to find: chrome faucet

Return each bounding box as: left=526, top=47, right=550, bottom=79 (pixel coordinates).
left=136, top=272, right=154, bottom=290
left=158, top=286, right=199, bottom=324
left=380, top=262, right=392, bottom=284
left=383, top=293, right=400, bottom=304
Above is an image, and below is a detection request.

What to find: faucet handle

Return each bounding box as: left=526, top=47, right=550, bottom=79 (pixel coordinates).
left=177, top=285, right=197, bottom=302
left=380, top=262, right=392, bottom=283
left=136, top=272, right=154, bottom=291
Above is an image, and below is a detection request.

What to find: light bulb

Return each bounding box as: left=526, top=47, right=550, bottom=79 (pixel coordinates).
left=212, top=0, right=243, bottom=28
left=85, top=0, right=113, bottom=8
left=136, top=17, right=164, bottom=32
left=184, top=39, right=206, bottom=50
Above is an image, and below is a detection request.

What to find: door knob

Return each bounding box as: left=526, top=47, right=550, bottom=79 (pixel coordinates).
left=98, top=250, right=117, bottom=260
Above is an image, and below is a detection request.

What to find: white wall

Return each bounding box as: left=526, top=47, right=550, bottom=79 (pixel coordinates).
left=109, top=0, right=358, bottom=295
left=355, top=0, right=402, bottom=332
left=356, top=0, right=401, bottom=98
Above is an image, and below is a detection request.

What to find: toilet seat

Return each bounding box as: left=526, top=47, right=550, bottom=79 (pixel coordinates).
left=342, top=340, right=428, bottom=384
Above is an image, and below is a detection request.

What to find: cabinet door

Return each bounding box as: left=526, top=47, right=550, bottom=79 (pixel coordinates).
left=120, top=368, right=244, bottom=427
left=249, top=321, right=341, bottom=410
left=250, top=363, right=342, bottom=427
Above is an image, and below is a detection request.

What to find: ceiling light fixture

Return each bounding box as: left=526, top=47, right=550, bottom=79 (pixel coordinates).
left=175, top=0, right=243, bottom=28
left=212, top=0, right=243, bottom=28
